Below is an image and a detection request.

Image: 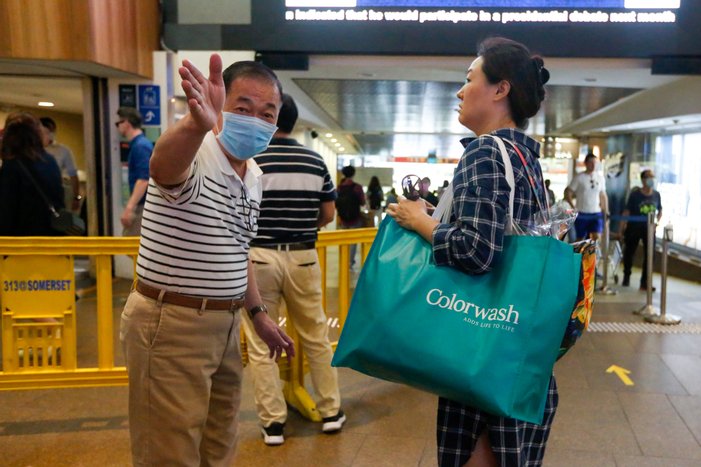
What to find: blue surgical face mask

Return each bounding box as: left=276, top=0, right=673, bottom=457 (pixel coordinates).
left=644, top=177, right=655, bottom=188
left=217, top=112, right=277, bottom=160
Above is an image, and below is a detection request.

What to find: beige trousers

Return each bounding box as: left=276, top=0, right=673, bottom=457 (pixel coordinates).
left=242, top=247, right=341, bottom=427
left=120, top=291, right=244, bottom=467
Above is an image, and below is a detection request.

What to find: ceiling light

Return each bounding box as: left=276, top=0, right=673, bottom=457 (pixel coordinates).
left=38, top=101, right=54, bottom=107
left=325, top=133, right=333, bottom=137
left=331, top=138, right=337, bottom=142
left=339, top=147, right=345, bottom=151
left=335, top=143, right=341, bottom=147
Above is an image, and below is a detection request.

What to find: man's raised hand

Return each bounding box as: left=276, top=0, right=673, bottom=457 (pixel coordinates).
left=179, top=53, right=225, bottom=133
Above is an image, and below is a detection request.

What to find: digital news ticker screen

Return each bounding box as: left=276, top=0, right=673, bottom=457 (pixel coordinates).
left=164, top=0, right=697, bottom=58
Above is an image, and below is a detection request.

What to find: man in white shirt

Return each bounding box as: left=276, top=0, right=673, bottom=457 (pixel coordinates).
left=120, top=54, right=295, bottom=467
left=565, top=153, right=609, bottom=241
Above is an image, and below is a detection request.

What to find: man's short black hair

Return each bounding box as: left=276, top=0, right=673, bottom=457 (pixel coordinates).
left=584, top=153, right=597, bottom=162
left=117, top=107, right=143, bottom=129
left=640, top=169, right=654, bottom=180
left=342, top=165, right=355, bottom=178
left=222, top=61, right=283, bottom=98
left=277, top=94, right=298, bottom=133
left=39, top=117, right=57, bottom=132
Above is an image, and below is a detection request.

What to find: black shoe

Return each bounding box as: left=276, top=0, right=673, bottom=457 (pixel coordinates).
left=621, top=276, right=630, bottom=287
left=639, top=285, right=656, bottom=292
left=322, top=410, right=346, bottom=433
left=261, top=422, right=285, bottom=446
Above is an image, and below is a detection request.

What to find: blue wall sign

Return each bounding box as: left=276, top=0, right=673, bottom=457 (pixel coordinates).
left=138, top=84, right=161, bottom=126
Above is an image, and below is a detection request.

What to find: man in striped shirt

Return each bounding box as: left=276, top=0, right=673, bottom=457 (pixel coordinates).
left=244, top=94, right=344, bottom=446
left=120, top=54, right=295, bottom=467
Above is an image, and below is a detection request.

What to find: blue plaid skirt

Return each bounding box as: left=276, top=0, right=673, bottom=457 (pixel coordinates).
left=437, top=375, right=558, bottom=467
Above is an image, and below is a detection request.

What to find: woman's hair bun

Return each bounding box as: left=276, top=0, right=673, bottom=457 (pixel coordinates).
left=532, top=57, right=549, bottom=85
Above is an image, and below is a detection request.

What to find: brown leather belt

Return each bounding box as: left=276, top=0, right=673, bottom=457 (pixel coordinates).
left=253, top=242, right=315, bottom=251
left=135, top=281, right=244, bottom=312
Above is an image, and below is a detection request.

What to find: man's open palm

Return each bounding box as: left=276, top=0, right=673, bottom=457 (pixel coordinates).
left=179, top=53, right=225, bottom=132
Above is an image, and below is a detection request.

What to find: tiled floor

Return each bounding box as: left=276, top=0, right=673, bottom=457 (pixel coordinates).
left=0, top=268, right=700, bottom=466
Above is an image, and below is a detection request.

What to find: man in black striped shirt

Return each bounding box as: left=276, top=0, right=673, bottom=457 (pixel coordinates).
left=244, top=94, right=345, bottom=445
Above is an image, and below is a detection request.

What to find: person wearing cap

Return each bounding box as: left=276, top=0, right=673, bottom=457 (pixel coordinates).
left=115, top=107, right=153, bottom=236
left=618, top=169, right=663, bottom=291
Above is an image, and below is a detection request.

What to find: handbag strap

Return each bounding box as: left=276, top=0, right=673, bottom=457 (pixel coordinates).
left=485, top=135, right=516, bottom=233
left=432, top=182, right=453, bottom=223
left=15, top=158, right=60, bottom=218
left=504, top=140, right=549, bottom=214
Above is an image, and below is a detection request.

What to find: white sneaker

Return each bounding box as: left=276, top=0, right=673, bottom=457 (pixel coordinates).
left=321, top=410, right=346, bottom=433
left=261, top=422, right=285, bottom=446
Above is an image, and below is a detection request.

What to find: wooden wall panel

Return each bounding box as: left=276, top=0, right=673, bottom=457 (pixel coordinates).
left=89, top=0, right=159, bottom=78
left=0, top=0, right=90, bottom=60
left=0, top=0, right=159, bottom=79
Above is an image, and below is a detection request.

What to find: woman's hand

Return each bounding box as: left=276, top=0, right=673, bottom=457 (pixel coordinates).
left=386, top=196, right=440, bottom=244
left=386, top=195, right=426, bottom=231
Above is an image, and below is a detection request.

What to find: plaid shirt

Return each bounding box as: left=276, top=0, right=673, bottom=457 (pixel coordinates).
left=433, top=128, right=547, bottom=274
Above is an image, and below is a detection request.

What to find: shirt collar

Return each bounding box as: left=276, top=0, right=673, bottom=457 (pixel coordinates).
left=128, top=133, right=145, bottom=149
left=207, top=132, right=263, bottom=189
left=269, top=136, right=300, bottom=146
left=460, top=128, right=541, bottom=157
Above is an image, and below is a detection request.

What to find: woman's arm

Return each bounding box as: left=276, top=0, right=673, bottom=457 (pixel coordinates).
left=388, top=138, right=512, bottom=274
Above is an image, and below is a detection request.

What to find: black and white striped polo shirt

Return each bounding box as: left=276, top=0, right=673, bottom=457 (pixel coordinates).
left=136, top=132, right=262, bottom=299
left=252, top=137, right=336, bottom=246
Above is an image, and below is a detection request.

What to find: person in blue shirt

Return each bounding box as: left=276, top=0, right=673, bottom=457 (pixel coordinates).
left=116, top=107, right=153, bottom=236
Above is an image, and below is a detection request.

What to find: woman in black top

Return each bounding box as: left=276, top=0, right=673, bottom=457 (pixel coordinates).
left=0, top=112, right=65, bottom=236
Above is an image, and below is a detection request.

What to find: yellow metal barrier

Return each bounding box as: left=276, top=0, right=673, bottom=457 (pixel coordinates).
left=0, top=227, right=377, bottom=418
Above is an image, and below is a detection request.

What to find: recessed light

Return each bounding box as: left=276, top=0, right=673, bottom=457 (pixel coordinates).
left=325, top=133, right=333, bottom=137
left=331, top=138, right=337, bottom=142
left=38, top=101, right=54, bottom=107
left=339, top=147, right=345, bottom=151
left=335, top=143, right=341, bottom=147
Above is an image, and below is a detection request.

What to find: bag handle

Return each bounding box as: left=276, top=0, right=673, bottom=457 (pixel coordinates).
left=504, top=140, right=549, bottom=214
left=432, top=135, right=517, bottom=226
left=485, top=135, right=516, bottom=233
left=15, top=158, right=61, bottom=218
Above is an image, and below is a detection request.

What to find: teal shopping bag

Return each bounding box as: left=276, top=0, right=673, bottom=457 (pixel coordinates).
left=332, top=217, right=581, bottom=424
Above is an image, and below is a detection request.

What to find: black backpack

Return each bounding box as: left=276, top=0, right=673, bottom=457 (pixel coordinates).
left=336, top=184, right=361, bottom=221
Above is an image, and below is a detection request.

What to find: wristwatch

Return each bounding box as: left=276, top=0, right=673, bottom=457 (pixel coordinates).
left=74, top=194, right=83, bottom=201
left=248, top=303, right=268, bottom=319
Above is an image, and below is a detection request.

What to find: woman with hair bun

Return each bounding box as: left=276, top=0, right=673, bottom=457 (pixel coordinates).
left=387, top=37, right=553, bottom=466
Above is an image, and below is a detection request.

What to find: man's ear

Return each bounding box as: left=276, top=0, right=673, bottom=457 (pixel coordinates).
left=494, top=80, right=511, bottom=102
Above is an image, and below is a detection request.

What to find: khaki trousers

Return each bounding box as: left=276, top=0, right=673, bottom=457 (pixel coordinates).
left=120, top=291, right=244, bottom=467
left=242, top=247, right=341, bottom=427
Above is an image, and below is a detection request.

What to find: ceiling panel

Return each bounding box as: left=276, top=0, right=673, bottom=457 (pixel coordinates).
left=295, top=77, right=641, bottom=156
